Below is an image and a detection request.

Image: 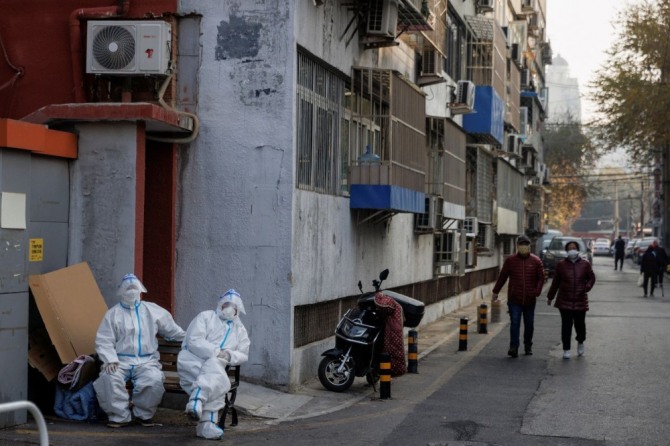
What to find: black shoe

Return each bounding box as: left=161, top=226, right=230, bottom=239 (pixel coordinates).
left=508, top=348, right=518, bottom=358
left=137, top=418, right=155, bottom=427
left=524, top=347, right=533, bottom=356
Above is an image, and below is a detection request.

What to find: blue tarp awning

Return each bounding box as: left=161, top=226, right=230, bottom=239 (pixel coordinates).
left=463, top=86, right=505, bottom=144
left=350, top=185, right=425, bottom=214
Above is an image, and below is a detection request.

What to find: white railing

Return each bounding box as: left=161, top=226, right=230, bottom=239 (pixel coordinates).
left=0, top=401, right=49, bottom=446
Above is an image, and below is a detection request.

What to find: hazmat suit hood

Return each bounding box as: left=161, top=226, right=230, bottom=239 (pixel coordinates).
left=117, top=273, right=147, bottom=306
left=215, top=289, right=246, bottom=320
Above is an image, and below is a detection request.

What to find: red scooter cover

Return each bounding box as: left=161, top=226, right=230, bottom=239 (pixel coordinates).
left=374, top=292, right=406, bottom=377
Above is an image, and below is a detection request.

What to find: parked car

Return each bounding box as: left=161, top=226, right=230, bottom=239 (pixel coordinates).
left=632, top=238, right=657, bottom=264
left=542, top=236, right=590, bottom=277
left=626, top=238, right=641, bottom=258
left=537, top=229, right=563, bottom=260
left=592, top=238, right=612, bottom=256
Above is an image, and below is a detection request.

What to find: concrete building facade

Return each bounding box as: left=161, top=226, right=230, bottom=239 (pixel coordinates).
left=0, top=0, right=553, bottom=422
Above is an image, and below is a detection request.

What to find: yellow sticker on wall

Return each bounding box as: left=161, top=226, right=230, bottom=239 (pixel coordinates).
left=29, top=238, right=44, bottom=262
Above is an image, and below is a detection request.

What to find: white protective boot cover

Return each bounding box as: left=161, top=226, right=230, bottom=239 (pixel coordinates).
left=196, top=410, right=223, bottom=440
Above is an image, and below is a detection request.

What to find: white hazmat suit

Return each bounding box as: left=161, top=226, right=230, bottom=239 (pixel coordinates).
left=93, top=274, right=185, bottom=426
left=178, top=289, right=250, bottom=440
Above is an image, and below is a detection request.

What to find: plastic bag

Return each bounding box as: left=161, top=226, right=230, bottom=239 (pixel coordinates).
left=637, top=273, right=644, bottom=287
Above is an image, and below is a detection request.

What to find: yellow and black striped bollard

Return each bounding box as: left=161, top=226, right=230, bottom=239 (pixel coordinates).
left=478, top=303, right=488, bottom=334
left=407, top=330, right=418, bottom=373
left=458, top=317, right=468, bottom=351
left=379, top=352, right=392, bottom=399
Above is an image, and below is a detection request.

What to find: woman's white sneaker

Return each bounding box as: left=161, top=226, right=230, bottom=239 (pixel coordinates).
left=563, top=350, right=571, bottom=359
left=577, top=343, right=585, bottom=356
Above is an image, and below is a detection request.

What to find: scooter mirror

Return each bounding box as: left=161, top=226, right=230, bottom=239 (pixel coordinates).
left=358, top=280, right=363, bottom=293
left=379, top=269, right=389, bottom=281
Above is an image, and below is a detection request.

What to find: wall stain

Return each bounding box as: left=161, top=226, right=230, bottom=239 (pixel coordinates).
left=255, top=88, right=277, bottom=97
left=216, top=15, right=262, bottom=60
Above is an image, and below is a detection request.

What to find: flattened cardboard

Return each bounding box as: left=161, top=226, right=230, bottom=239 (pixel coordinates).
left=29, top=262, right=108, bottom=364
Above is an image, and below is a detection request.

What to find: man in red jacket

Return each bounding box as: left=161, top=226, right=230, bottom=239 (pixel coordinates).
left=492, top=235, right=546, bottom=357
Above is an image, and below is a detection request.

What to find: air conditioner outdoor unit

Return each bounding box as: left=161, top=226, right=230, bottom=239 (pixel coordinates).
left=506, top=134, right=521, bottom=156
left=511, top=43, right=523, bottom=68
left=519, top=106, right=529, bottom=137
left=415, top=196, right=444, bottom=233
left=366, top=0, right=399, bottom=39
left=464, top=217, right=478, bottom=238
left=530, top=177, right=541, bottom=186
left=449, top=80, right=476, bottom=114
left=86, top=20, right=172, bottom=75
left=521, top=0, right=536, bottom=13
left=520, top=69, right=531, bottom=88
left=421, top=47, right=444, bottom=77
left=478, top=0, right=494, bottom=11
left=529, top=212, right=540, bottom=231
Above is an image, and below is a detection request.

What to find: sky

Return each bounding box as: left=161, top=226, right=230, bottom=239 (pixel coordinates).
left=545, top=0, right=633, bottom=121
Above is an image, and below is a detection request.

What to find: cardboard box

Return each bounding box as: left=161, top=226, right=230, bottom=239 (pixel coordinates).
left=29, top=262, right=108, bottom=367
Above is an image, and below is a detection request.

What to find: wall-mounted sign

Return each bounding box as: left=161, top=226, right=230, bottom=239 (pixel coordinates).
left=29, top=238, right=44, bottom=262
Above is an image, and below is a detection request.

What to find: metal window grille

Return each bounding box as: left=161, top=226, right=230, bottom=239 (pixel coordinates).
left=296, top=51, right=346, bottom=195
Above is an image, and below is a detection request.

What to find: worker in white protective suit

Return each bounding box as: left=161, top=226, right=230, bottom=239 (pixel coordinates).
left=177, top=289, right=250, bottom=440
left=93, top=274, right=185, bottom=428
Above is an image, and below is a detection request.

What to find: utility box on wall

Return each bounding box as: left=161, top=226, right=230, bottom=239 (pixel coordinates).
left=0, top=134, right=71, bottom=427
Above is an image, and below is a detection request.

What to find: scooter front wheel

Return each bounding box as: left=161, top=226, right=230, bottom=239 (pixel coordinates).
left=318, top=356, right=355, bottom=392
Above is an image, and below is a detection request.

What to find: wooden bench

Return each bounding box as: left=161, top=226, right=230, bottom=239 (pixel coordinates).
left=157, top=338, right=240, bottom=428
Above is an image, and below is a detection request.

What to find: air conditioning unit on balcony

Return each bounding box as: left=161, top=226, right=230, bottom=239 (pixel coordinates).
left=511, top=43, right=523, bottom=68
left=529, top=177, right=542, bottom=186
left=520, top=69, right=531, bottom=89
left=366, top=0, right=399, bottom=39
left=449, top=80, right=476, bottom=114
left=464, top=217, right=478, bottom=238
left=421, top=47, right=444, bottom=77
left=519, top=106, right=529, bottom=137
left=528, top=212, right=540, bottom=231
left=506, top=134, right=521, bottom=157
left=86, top=20, right=172, bottom=75
left=521, top=0, right=536, bottom=14
left=478, top=0, right=494, bottom=12
left=415, top=196, right=444, bottom=233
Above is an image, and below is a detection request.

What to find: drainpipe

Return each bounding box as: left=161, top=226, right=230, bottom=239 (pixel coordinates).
left=69, top=0, right=130, bottom=102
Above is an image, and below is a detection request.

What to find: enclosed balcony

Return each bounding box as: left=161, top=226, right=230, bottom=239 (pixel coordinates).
left=347, top=68, right=427, bottom=217
left=462, top=16, right=507, bottom=146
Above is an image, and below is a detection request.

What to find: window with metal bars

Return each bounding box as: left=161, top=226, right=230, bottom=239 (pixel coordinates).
left=296, top=50, right=347, bottom=195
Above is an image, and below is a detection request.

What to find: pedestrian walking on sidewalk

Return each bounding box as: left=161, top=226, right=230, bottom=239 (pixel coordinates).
left=492, top=235, right=545, bottom=358
left=654, top=243, right=668, bottom=293
left=546, top=241, right=596, bottom=359
left=640, top=240, right=659, bottom=297
left=613, top=235, right=626, bottom=270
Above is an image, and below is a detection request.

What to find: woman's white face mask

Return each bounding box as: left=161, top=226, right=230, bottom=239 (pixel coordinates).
left=567, top=249, right=579, bottom=259
left=121, top=289, right=141, bottom=306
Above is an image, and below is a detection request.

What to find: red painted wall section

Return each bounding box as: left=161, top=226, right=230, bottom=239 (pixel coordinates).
left=135, top=122, right=146, bottom=284
left=0, top=0, right=177, bottom=120
left=143, top=140, right=177, bottom=313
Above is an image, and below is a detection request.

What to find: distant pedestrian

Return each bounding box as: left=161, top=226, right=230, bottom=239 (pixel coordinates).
left=492, top=235, right=545, bottom=358
left=654, top=243, right=668, bottom=292
left=614, top=235, right=626, bottom=270
left=547, top=241, right=596, bottom=359
left=640, top=240, right=659, bottom=297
